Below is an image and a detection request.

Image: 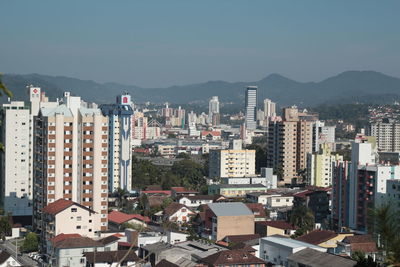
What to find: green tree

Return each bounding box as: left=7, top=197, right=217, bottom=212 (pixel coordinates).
left=290, top=205, right=315, bottom=238
left=22, top=232, right=39, bottom=253
left=0, top=214, right=11, bottom=241
left=114, top=188, right=129, bottom=210
left=352, top=250, right=380, bottom=267
left=176, top=152, right=190, bottom=159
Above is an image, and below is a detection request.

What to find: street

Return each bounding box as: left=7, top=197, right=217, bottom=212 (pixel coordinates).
left=0, top=239, right=38, bottom=267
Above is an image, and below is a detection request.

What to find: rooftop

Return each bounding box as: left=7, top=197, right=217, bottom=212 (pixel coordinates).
left=257, top=220, right=297, bottom=230
left=200, top=249, right=266, bottom=265
left=84, top=250, right=140, bottom=264
left=287, top=248, right=356, bottom=267
left=261, top=236, right=326, bottom=250
left=42, top=199, right=95, bottom=215
left=207, top=202, right=253, bottom=217
left=296, top=230, right=338, bottom=245
left=53, top=237, right=103, bottom=249
left=108, top=210, right=150, bottom=224
left=215, top=183, right=266, bottom=189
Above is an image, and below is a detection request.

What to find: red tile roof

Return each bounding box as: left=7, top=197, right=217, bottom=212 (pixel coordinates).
left=42, top=199, right=96, bottom=215
left=164, top=203, right=193, bottom=217
left=296, top=230, right=338, bottom=245
left=171, top=187, right=198, bottom=193
left=108, top=211, right=150, bottom=225
left=51, top=233, right=82, bottom=245
left=246, top=203, right=267, bottom=218
left=53, top=237, right=103, bottom=249
left=342, top=235, right=378, bottom=253
left=141, top=190, right=171, bottom=196
left=258, top=220, right=298, bottom=230
left=201, top=131, right=221, bottom=136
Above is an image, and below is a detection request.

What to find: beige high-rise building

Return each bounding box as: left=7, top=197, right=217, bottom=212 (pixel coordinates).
left=33, top=93, right=109, bottom=234
left=209, top=140, right=256, bottom=179
left=267, top=106, right=315, bottom=184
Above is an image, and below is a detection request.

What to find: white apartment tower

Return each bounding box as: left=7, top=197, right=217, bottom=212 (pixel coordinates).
left=370, top=119, right=400, bottom=152
left=33, top=93, right=109, bottom=233
left=245, top=86, right=258, bottom=130
left=0, top=86, right=58, bottom=217
left=263, top=98, right=276, bottom=118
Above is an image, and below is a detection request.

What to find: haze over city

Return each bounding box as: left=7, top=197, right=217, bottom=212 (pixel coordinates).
left=1, top=0, right=400, bottom=87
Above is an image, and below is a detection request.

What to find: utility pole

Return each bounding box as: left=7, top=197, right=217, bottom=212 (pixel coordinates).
left=15, top=239, right=18, bottom=260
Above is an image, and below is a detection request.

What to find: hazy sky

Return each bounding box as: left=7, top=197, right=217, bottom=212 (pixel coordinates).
left=1, top=1, right=399, bottom=87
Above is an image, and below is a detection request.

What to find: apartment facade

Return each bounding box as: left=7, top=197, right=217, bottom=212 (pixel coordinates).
left=33, top=93, right=109, bottom=234
left=209, top=148, right=256, bottom=179
left=0, top=86, right=58, bottom=217
left=306, top=144, right=343, bottom=187
left=100, top=94, right=133, bottom=192
left=370, top=119, right=400, bottom=152
left=267, top=106, right=315, bottom=184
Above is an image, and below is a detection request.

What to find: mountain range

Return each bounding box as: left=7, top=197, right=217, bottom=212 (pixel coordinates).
left=2, top=70, right=400, bottom=107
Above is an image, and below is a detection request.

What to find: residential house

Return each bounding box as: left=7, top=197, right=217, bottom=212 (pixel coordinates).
left=287, top=248, right=356, bottom=267
left=245, top=203, right=268, bottom=221
left=108, top=210, right=150, bottom=230
left=199, top=249, right=267, bottom=267
left=163, top=203, right=195, bottom=224
left=0, top=251, right=22, bottom=267
left=42, top=199, right=102, bottom=253
left=178, top=195, right=225, bottom=208
left=293, top=188, right=331, bottom=225
left=84, top=250, right=140, bottom=267
left=98, top=235, right=121, bottom=251
left=139, top=242, right=190, bottom=266
left=259, top=236, right=326, bottom=266
left=336, top=235, right=378, bottom=260
left=50, top=236, right=104, bottom=267
left=255, top=221, right=297, bottom=237
left=296, top=230, right=353, bottom=253
left=203, top=202, right=255, bottom=240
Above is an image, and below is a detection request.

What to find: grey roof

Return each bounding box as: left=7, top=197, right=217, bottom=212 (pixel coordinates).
left=261, top=236, right=326, bottom=251
left=142, top=242, right=173, bottom=253
left=41, top=104, right=73, bottom=117
left=287, top=248, right=356, bottom=267
left=80, top=107, right=102, bottom=116
left=175, top=240, right=227, bottom=260
left=216, top=183, right=266, bottom=189
left=208, top=202, right=253, bottom=217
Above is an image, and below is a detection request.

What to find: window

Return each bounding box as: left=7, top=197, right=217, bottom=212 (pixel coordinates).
left=76, top=225, right=81, bottom=229
left=80, top=258, right=85, bottom=264
left=77, top=216, right=82, bottom=221
left=71, top=208, right=77, bottom=212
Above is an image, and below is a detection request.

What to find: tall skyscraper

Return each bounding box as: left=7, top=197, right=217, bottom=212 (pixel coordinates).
left=245, top=86, right=258, bottom=130
left=33, top=92, right=109, bottom=233
left=208, top=96, right=220, bottom=126
left=100, top=93, right=133, bottom=193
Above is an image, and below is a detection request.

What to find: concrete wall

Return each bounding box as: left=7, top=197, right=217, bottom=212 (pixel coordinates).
left=215, top=215, right=254, bottom=241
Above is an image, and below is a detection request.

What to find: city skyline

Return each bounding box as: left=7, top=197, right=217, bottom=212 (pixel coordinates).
left=1, top=1, right=400, bottom=87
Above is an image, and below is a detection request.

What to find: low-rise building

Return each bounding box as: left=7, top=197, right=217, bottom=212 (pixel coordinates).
left=42, top=199, right=102, bottom=253
left=0, top=250, right=22, bottom=267
left=178, top=195, right=224, bottom=208
left=259, top=236, right=326, bottom=266
left=208, top=183, right=267, bottom=197
left=296, top=230, right=353, bottom=253
left=336, top=235, right=378, bottom=260
left=287, top=248, right=356, bottom=267
left=203, top=202, right=255, bottom=240
left=108, top=211, right=150, bottom=230
left=163, top=203, right=195, bottom=224
left=255, top=221, right=297, bottom=237
left=199, top=249, right=267, bottom=267
left=50, top=236, right=104, bottom=267
left=84, top=250, right=140, bottom=267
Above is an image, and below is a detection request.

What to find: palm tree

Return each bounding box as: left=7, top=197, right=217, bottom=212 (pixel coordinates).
left=290, top=205, right=315, bottom=237
left=114, top=188, right=129, bottom=210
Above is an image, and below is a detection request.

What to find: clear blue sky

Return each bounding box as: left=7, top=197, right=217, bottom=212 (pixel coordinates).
left=1, top=0, right=399, bottom=87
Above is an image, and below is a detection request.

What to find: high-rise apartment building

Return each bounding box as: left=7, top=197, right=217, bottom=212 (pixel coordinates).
left=306, top=144, right=343, bottom=187
left=370, top=119, right=400, bottom=152
left=263, top=98, right=276, bottom=118
left=267, top=106, right=315, bottom=184
left=209, top=140, right=256, bottom=179
left=33, top=92, right=109, bottom=234
left=0, top=86, right=57, bottom=217
left=208, top=96, right=220, bottom=126
left=100, top=94, right=133, bottom=193
left=245, top=86, right=258, bottom=130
